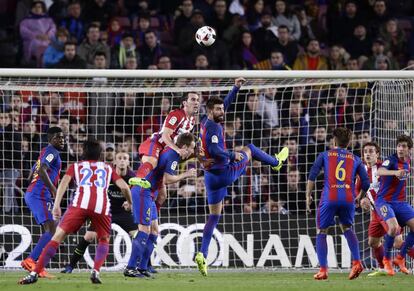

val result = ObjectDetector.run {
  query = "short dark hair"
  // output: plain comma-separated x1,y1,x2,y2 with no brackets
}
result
87,23,100,32
82,139,103,160
362,141,380,154
206,96,224,110
64,41,77,49
333,127,352,148
94,51,106,59
397,134,413,149
176,133,196,148
278,25,289,32
47,126,63,142
181,92,199,107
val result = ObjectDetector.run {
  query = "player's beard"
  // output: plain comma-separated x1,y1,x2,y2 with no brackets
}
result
213,115,224,123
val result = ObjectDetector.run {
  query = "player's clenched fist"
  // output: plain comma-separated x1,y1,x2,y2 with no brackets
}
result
185,168,197,178
52,206,61,220
234,152,244,161
234,77,246,88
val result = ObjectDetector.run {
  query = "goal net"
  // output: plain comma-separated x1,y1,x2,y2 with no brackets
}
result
0,70,413,271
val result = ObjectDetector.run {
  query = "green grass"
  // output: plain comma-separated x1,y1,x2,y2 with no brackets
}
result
1,271,413,291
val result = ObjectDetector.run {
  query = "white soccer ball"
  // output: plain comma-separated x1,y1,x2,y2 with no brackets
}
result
195,26,216,47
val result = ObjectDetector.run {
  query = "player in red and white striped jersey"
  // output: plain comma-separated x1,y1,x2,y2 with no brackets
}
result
134,92,200,189
357,142,410,277
19,140,132,285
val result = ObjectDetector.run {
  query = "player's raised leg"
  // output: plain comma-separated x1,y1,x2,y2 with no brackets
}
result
242,144,289,171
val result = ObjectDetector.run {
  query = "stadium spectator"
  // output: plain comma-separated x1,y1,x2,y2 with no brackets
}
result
83,0,114,29
362,38,399,70
269,25,299,67
280,168,305,213
282,137,302,172
329,0,363,44
194,54,209,69
295,6,318,48
358,131,372,147
208,0,231,38
19,1,56,67
406,59,414,70
54,41,87,69
43,28,69,68
78,24,111,68
333,85,349,126
305,126,328,172
60,1,85,44
346,58,360,70
293,39,328,70
269,51,290,70
157,55,172,70
379,18,407,66
284,100,309,145
0,109,21,214
174,0,194,42
136,97,171,141
232,31,260,70
111,92,143,137
92,51,107,69
257,87,279,129
240,94,263,146
344,24,372,59
124,56,138,69
106,18,124,48
252,11,277,60
245,0,264,31
23,120,41,155
368,0,390,37
133,13,151,48
272,0,301,41
111,32,140,69
224,115,243,150
105,142,115,163
374,54,392,70
327,45,349,70
178,9,205,55
139,30,167,69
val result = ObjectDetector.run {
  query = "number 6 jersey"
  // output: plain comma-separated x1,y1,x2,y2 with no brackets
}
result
65,161,121,215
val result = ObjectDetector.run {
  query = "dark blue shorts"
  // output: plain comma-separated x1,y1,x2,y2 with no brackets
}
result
205,152,249,205
132,186,157,226
24,191,53,225
317,201,355,229
375,200,414,226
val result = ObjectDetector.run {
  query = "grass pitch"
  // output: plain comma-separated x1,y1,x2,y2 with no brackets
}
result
1,271,413,291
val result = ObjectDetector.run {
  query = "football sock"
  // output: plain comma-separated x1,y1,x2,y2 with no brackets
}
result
136,162,154,179
400,231,414,257
316,233,328,269
201,214,221,258
69,238,91,268
343,229,360,261
247,144,279,167
139,234,157,270
93,239,109,272
373,245,384,268
29,231,52,261
127,231,149,269
34,240,59,273
383,234,395,260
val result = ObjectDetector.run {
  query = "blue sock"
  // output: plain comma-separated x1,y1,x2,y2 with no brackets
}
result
383,234,395,260
139,234,157,270
343,229,360,261
316,233,328,268
29,231,52,261
400,231,414,257
127,231,149,269
247,144,278,167
200,214,221,258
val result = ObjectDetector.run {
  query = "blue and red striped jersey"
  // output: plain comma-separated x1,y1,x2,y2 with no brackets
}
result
308,148,370,203
377,153,410,202
27,145,62,198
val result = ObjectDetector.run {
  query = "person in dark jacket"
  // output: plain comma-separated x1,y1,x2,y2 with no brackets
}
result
54,41,87,69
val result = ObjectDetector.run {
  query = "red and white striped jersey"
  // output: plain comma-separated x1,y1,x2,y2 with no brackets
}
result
151,108,195,147
356,161,382,205
66,161,121,215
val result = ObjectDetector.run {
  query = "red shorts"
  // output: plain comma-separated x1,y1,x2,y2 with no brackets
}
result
368,210,388,238
138,138,163,159
59,207,111,238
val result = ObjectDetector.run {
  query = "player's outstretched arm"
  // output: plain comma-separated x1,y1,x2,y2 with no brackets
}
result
39,163,57,197
115,178,132,204
223,77,245,111
377,167,407,178
163,168,197,185
53,174,71,220
162,127,187,158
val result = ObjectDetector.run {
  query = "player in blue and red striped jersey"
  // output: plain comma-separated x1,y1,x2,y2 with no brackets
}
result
306,127,370,280
21,127,65,278
194,78,289,276
375,134,413,276
125,133,197,278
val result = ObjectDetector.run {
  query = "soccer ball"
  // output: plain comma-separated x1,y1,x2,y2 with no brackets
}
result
195,26,216,47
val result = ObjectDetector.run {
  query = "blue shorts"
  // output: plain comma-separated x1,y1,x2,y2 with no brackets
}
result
375,200,414,226
132,186,157,226
24,191,53,225
317,201,355,229
205,152,249,205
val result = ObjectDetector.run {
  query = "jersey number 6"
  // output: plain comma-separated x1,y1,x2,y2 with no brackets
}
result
335,160,346,181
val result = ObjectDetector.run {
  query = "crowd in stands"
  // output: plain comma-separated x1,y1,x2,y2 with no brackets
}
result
0,0,413,69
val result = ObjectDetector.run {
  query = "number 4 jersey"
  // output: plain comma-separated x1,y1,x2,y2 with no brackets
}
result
309,148,370,203
65,161,121,215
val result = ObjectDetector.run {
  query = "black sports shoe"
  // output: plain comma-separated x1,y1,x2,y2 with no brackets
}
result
90,270,102,284
124,267,144,278
18,273,38,285
137,268,152,278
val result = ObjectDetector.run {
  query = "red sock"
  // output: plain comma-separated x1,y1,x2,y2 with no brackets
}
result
136,162,154,178
93,240,109,272
34,240,59,273
373,245,384,268
407,247,414,259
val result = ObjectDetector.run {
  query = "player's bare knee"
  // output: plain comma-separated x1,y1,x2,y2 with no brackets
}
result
52,227,67,243
84,231,96,242
151,221,159,235
368,237,381,248
394,236,404,249
142,156,158,169
388,224,399,237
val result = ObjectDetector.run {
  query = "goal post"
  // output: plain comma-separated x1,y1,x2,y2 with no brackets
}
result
0,69,413,271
